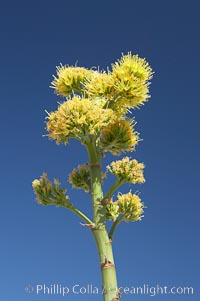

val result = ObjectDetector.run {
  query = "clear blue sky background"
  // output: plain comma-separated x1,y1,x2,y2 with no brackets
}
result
1,0,200,300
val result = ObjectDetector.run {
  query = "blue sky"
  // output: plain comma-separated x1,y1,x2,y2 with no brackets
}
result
1,0,200,300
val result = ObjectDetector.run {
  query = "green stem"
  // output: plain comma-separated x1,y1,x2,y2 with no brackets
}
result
109,215,125,241
92,229,119,301
103,179,122,201
86,139,119,301
67,203,93,225
86,140,105,226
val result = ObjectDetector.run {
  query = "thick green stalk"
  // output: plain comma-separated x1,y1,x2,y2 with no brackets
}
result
86,140,119,301
86,140,105,226
92,229,119,301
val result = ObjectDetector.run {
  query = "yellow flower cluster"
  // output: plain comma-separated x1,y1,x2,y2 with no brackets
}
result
51,65,93,97
112,52,152,81
117,192,144,221
100,120,138,155
46,95,116,144
32,173,70,208
107,157,145,184
111,53,153,111
85,52,153,113
106,192,144,222
50,52,153,116
46,52,152,153
85,71,115,99
106,201,120,221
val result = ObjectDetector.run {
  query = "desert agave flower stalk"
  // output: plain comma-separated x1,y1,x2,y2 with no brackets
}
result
32,52,153,301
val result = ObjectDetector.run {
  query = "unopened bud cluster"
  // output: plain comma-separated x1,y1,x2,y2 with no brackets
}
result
68,164,91,192
32,173,70,208
68,164,106,192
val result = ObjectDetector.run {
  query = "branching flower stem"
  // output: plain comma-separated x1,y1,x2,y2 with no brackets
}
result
66,202,93,225
109,215,125,241
103,179,122,201
86,139,119,301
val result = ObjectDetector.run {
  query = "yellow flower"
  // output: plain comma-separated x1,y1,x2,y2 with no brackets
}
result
110,52,153,112
100,119,138,155
107,157,145,184
51,65,93,97
117,192,144,221
32,179,40,189
85,71,115,99
112,52,153,81
105,192,144,222
46,95,117,144
82,52,153,115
